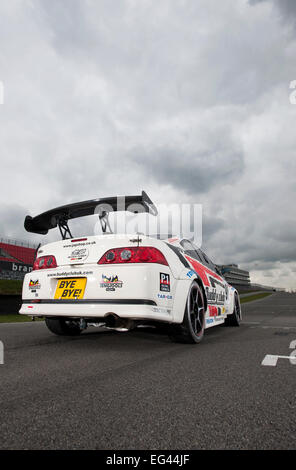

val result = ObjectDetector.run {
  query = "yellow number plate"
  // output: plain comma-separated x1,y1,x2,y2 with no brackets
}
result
54,278,87,300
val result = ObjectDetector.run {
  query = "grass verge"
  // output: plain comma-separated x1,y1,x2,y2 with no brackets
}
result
0,279,22,295
240,292,272,304
0,315,44,323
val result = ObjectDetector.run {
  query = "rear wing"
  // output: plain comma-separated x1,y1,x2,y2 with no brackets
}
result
24,191,157,239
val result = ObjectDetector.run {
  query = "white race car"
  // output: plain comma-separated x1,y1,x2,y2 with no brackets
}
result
20,191,241,343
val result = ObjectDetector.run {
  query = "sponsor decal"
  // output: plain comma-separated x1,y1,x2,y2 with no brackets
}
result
100,274,123,291
63,241,96,248
47,270,93,277
157,293,173,300
160,273,170,292
29,279,41,290
152,307,171,314
68,248,89,262
205,286,225,304
186,270,196,279
208,305,218,317
206,318,214,324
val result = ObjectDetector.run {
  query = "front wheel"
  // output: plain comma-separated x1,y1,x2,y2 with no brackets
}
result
169,282,206,344
45,318,82,336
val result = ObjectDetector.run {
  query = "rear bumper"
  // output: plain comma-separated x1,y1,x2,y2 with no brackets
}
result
19,299,172,323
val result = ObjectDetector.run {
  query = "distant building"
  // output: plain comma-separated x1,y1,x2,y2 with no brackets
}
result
216,263,251,290
0,238,38,280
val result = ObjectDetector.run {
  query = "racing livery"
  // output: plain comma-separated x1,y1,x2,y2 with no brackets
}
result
20,191,241,343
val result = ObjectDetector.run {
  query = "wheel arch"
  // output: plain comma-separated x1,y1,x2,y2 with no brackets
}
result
193,275,208,314
227,287,241,319
171,271,208,324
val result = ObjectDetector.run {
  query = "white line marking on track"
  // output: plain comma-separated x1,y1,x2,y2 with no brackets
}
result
262,354,296,366
262,337,296,366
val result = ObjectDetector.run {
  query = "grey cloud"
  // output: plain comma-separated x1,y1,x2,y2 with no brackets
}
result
276,0,296,17
249,0,296,14
131,147,243,195
249,0,296,25
36,0,293,111
0,204,36,243
128,129,244,195
202,216,225,240
37,0,92,52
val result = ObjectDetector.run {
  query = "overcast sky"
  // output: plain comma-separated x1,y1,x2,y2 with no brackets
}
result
0,0,296,289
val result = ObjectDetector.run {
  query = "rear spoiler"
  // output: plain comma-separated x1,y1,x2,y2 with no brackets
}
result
24,191,157,238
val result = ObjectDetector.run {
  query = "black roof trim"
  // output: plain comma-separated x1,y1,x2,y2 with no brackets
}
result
165,243,191,269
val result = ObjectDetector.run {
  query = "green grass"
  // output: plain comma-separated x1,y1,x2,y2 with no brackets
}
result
238,289,261,295
240,292,272,304
0,314,44,323
0,279,23,295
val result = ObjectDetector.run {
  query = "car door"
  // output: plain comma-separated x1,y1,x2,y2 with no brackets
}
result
180,240,227,320
197,249,228,318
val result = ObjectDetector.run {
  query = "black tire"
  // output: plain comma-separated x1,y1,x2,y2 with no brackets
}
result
45,318,82,336
224,294,241,326
169,281,206,344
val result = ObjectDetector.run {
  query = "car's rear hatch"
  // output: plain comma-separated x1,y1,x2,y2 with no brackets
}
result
38,234,159,267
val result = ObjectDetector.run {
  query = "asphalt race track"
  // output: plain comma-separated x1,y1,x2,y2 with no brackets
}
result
0,292,295,450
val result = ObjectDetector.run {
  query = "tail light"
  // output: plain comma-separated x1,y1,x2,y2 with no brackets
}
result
98,247,168,266
33,255,57,270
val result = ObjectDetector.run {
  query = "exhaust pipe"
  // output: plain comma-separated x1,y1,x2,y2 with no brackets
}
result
104,314,135,330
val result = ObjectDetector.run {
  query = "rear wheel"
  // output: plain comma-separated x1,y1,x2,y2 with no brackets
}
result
169,282,205,344
224,294,241,326
45,318,82,336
